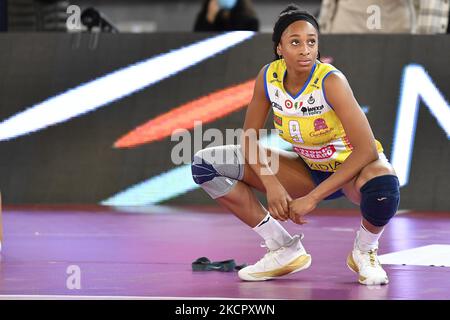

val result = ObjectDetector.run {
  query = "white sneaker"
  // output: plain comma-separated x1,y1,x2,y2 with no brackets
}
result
347,246,389,285
238,235,311,281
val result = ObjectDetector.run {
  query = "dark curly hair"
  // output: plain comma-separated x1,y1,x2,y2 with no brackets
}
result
272,4,320,61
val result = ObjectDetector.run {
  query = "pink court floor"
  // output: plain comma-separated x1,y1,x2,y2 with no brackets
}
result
0,205,449,300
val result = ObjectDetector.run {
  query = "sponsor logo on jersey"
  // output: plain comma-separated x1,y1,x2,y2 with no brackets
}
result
314,118,328,130
308,95,315,104
294,101,303,110
273,72,278,78
274,115,282,126
310,117,333,136
307,161,342,172
300,104,325,116
271,101,283,111
293,145,336,160
310,128,334,137
285,100,293,109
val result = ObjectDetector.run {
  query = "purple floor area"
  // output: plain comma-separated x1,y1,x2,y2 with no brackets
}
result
0,205,449,300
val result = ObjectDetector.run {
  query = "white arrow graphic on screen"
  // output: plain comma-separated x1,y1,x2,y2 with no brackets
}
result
0,31,255,142
391,64,450,187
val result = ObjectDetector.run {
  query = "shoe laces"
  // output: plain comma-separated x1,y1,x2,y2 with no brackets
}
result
359,248,379,268
368,249,379,267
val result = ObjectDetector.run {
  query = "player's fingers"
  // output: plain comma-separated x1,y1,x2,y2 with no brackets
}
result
269,206,281,220
281,198,289,217
288,204,296,220
275,203,287,221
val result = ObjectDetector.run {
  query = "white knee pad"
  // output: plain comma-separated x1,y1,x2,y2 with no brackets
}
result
191,145,245,199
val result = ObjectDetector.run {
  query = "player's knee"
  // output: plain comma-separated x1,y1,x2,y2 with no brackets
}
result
191,145,245,199
360,175,400,227
357,162,395,188
191,148,217,185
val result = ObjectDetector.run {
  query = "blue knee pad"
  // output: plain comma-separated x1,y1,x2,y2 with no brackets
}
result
191,157,219,185
360,175,400,227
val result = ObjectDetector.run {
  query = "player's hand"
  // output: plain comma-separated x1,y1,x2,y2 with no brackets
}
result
288,194,319,225
266,182,292,221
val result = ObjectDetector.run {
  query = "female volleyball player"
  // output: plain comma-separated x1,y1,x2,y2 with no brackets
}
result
191,4,400,285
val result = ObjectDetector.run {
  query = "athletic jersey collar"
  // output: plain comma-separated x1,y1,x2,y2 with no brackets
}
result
282,62,317,100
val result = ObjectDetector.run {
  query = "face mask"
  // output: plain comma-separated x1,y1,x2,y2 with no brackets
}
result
217,0,238,10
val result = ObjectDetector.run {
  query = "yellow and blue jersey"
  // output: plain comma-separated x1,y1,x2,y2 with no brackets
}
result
264,59,384,172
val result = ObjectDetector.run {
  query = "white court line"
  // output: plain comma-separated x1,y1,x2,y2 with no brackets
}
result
379,244,450,267
0,295,273,300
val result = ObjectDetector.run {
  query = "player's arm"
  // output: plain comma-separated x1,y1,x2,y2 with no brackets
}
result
242,66,273,185
289,71,379,224
309,72,379,201
241,66,292,220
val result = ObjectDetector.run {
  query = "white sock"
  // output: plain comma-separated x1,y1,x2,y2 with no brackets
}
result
356,223,383,251
253,212,293,251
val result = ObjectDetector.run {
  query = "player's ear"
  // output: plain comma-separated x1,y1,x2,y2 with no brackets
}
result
276,44,282,58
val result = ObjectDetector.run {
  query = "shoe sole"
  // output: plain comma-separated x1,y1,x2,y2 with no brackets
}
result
239,254,312,281
346,253,389,285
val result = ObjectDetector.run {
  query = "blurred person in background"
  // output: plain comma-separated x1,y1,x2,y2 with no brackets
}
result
318,0,449,34
413,0,449,34
318,0,413,33
194,0,259,32
7,0,70,31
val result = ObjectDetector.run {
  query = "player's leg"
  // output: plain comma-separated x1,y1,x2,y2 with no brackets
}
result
191,144,315,281
192,144,315,228
341,154,399,285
